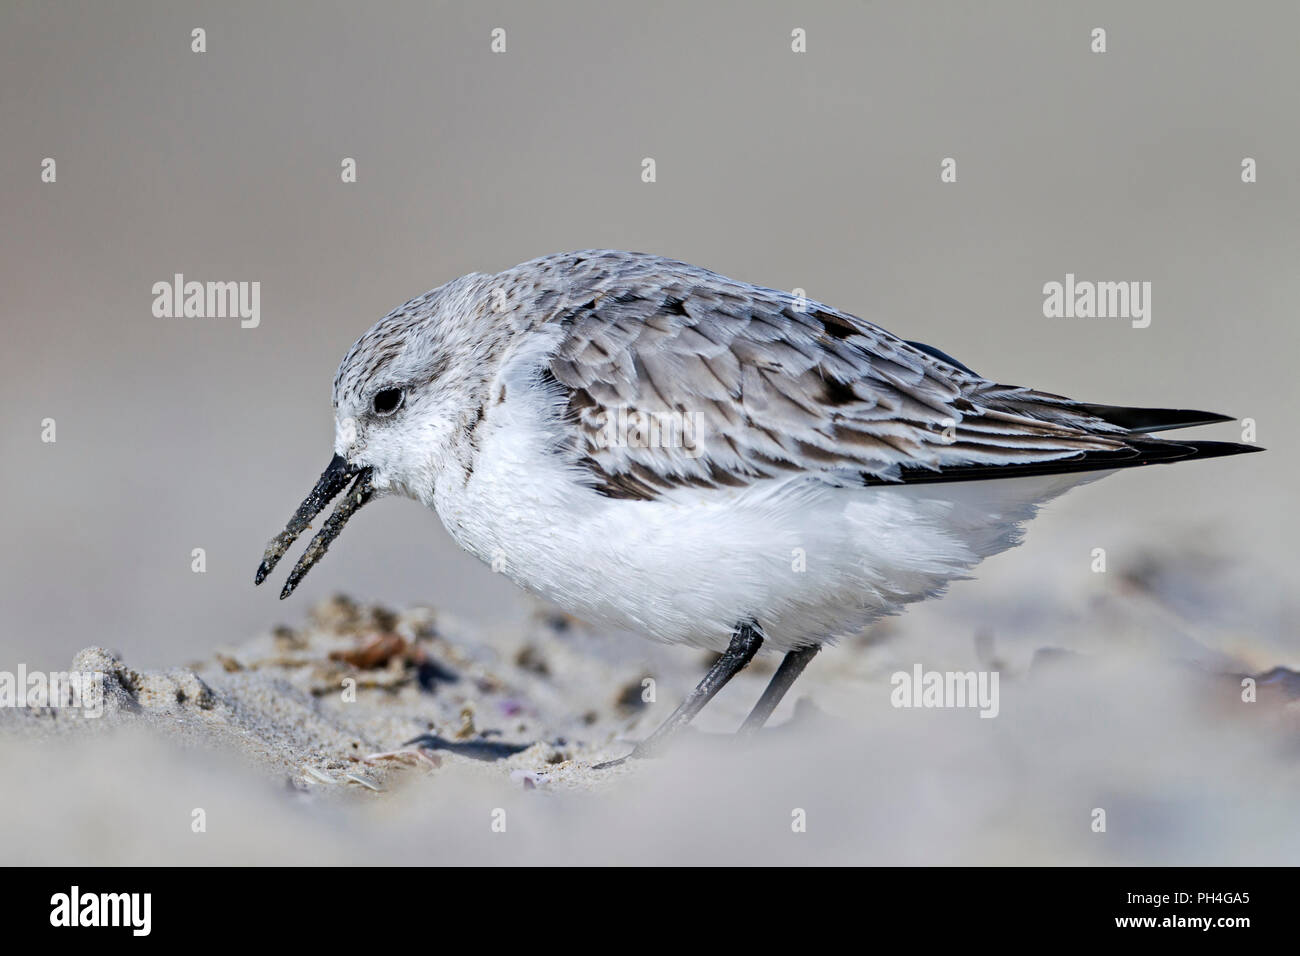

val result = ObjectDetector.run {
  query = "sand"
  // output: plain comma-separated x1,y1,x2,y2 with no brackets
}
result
2,543,1298,865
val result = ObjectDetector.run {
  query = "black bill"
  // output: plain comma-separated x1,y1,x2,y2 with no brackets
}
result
254,453,374,599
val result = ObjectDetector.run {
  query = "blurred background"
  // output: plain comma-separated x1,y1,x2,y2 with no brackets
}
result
1,0,1295,671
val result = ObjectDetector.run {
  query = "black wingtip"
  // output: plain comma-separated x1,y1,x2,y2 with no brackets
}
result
862,437,1263,486
1075,403,1238,434
1180,440,1265,459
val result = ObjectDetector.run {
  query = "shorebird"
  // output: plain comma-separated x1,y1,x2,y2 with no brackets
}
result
254,250,1260,765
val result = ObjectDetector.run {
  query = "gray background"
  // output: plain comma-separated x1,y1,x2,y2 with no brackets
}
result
1,0,1295,669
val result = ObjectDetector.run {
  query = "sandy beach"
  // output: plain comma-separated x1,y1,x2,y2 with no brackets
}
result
3,529,1297,866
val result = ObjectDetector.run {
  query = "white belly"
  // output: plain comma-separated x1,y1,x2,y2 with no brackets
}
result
430,398,1102,652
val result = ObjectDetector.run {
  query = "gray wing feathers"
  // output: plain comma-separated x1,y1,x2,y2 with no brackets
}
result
534,253,1135,499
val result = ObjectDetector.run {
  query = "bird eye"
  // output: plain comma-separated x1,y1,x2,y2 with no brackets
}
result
371,387,405,416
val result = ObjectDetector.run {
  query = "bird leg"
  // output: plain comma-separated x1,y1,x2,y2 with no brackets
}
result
595,621,763,768
737,644,820,734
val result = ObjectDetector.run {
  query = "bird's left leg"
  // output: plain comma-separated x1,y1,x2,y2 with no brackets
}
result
594,621,763,768
737,643,820,735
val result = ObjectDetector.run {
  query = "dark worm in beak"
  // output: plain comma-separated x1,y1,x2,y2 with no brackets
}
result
254,453,374,599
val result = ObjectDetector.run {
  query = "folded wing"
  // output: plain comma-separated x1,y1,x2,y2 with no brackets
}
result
536,253,1258,500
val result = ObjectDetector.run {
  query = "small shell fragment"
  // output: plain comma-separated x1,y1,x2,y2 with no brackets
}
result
343,772,383,792
364,747,443,770
510,770,548,790
301,765,336,785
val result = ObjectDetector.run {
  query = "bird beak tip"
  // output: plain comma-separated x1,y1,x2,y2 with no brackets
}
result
254,454,373,597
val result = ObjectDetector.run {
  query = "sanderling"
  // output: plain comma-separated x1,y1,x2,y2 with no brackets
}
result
255,250,1261,765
